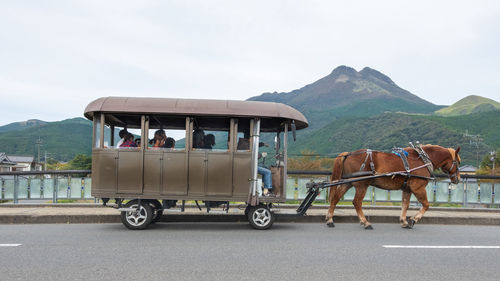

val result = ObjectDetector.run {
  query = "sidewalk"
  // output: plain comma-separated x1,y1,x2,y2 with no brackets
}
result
1,203,500,225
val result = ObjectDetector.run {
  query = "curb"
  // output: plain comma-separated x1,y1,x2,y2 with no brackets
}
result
2,213,500,226
2,203,499,213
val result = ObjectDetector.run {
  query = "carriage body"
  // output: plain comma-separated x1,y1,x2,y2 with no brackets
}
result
84,97,308,229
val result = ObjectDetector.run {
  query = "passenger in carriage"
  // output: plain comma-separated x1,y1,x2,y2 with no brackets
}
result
193,128,205,148
116,129,128,147
164,137,175,149
238,131,274,196
119,132,137,148
203,134,215,149
153,129,166,148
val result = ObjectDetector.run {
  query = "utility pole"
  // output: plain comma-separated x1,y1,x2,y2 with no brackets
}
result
491,151,497,176
35,137,42,166
463,130,483,168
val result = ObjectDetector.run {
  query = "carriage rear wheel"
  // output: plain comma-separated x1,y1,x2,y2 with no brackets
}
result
121,200,154,230
247,205,275,230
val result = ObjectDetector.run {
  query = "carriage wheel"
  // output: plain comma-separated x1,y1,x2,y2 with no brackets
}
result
120,200,154,230
148,200,163,224
247,205,275,230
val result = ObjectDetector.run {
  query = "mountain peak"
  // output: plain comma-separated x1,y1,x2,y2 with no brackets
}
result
329,65,358,77
435,94,500,116
360,67,395,85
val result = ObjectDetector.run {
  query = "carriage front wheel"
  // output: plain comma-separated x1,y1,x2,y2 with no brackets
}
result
121,200,154,230
247,205,275,230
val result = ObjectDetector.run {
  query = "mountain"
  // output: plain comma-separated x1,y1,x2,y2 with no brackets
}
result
0,118,92,161
287,110,500,166
435,95,500,116
249,66,444,129
0,119,47,133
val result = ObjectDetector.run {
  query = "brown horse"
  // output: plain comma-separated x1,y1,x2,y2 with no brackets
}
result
326,145,461,229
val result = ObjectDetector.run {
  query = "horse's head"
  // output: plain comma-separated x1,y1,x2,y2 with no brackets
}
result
442,146,461,184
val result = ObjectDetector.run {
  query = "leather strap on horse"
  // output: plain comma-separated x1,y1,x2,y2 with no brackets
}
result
393,148,412,192
359,149,375,172
414,144,434,175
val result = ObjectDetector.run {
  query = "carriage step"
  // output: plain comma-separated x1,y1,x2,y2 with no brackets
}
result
118,208,138,212
164,209,183,213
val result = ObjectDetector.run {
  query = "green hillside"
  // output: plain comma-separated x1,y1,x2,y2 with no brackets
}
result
288,110,500,166
435,95,500,116
0,119,47,133
0,118,92,161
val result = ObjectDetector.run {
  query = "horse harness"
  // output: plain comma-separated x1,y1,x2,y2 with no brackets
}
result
341,147,434,191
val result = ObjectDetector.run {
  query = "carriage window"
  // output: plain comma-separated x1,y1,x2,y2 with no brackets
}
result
191,117,230,151
100,114,142,149
260,130,284,166
236,118,251,151
147,116,186,150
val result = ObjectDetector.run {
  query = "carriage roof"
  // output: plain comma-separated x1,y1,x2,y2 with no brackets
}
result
84,97,308,130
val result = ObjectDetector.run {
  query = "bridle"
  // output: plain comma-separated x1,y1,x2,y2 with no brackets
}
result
414,145,460,183
443,149,460,183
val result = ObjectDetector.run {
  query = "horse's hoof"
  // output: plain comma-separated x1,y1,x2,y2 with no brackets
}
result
327,222,335,228
364,225,373,230
407,218,415,229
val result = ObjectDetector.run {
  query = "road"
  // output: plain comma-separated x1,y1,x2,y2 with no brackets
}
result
1,222,500,281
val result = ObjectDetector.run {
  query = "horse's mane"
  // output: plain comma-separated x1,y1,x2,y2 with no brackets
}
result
422,144,461,163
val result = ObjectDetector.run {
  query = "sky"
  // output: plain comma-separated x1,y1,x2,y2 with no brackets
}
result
1,0,499,126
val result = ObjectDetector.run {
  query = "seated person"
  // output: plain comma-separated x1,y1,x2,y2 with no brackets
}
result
203,134,215,149
153,129,166,148
237,130,274,196
119,132,137,148
193,129,205,149
116,129,128,147
258,152,274,197
164,137,176,149
135,138,141,147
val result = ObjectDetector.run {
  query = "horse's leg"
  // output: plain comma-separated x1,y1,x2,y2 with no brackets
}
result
326,185,337,223
409,185,430,225
326,185,350,227
399,191,411,228
352,184,372,229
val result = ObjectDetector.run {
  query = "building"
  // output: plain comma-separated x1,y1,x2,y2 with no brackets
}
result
0,153,16,172
459,165,476,175
0,154,42,172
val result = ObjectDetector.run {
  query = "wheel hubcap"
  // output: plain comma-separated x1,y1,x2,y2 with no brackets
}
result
125,204,148,226
252,208,271,227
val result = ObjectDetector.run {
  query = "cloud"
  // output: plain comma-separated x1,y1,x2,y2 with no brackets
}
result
0,0,499,125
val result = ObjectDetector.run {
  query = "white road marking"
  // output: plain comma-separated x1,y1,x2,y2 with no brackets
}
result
383,245,500,249
0,244,22,247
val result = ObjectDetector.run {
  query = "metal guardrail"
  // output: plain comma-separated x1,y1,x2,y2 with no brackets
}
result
0,170,93,204
0,170,498,207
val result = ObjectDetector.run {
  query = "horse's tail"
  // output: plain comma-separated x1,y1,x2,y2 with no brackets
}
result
331,152,349,182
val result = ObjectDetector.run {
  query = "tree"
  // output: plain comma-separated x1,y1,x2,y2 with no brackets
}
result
478,149,500,175
65,154,92,170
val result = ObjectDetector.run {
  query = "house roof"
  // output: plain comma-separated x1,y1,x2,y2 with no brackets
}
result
7,155,34,163
0,153,16,165
459,165,476,173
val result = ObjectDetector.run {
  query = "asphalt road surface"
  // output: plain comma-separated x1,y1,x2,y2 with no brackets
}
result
1,222,500,281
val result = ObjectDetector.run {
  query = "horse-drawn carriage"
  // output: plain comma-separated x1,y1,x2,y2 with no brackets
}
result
85,97,462,230
85,97,308,230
